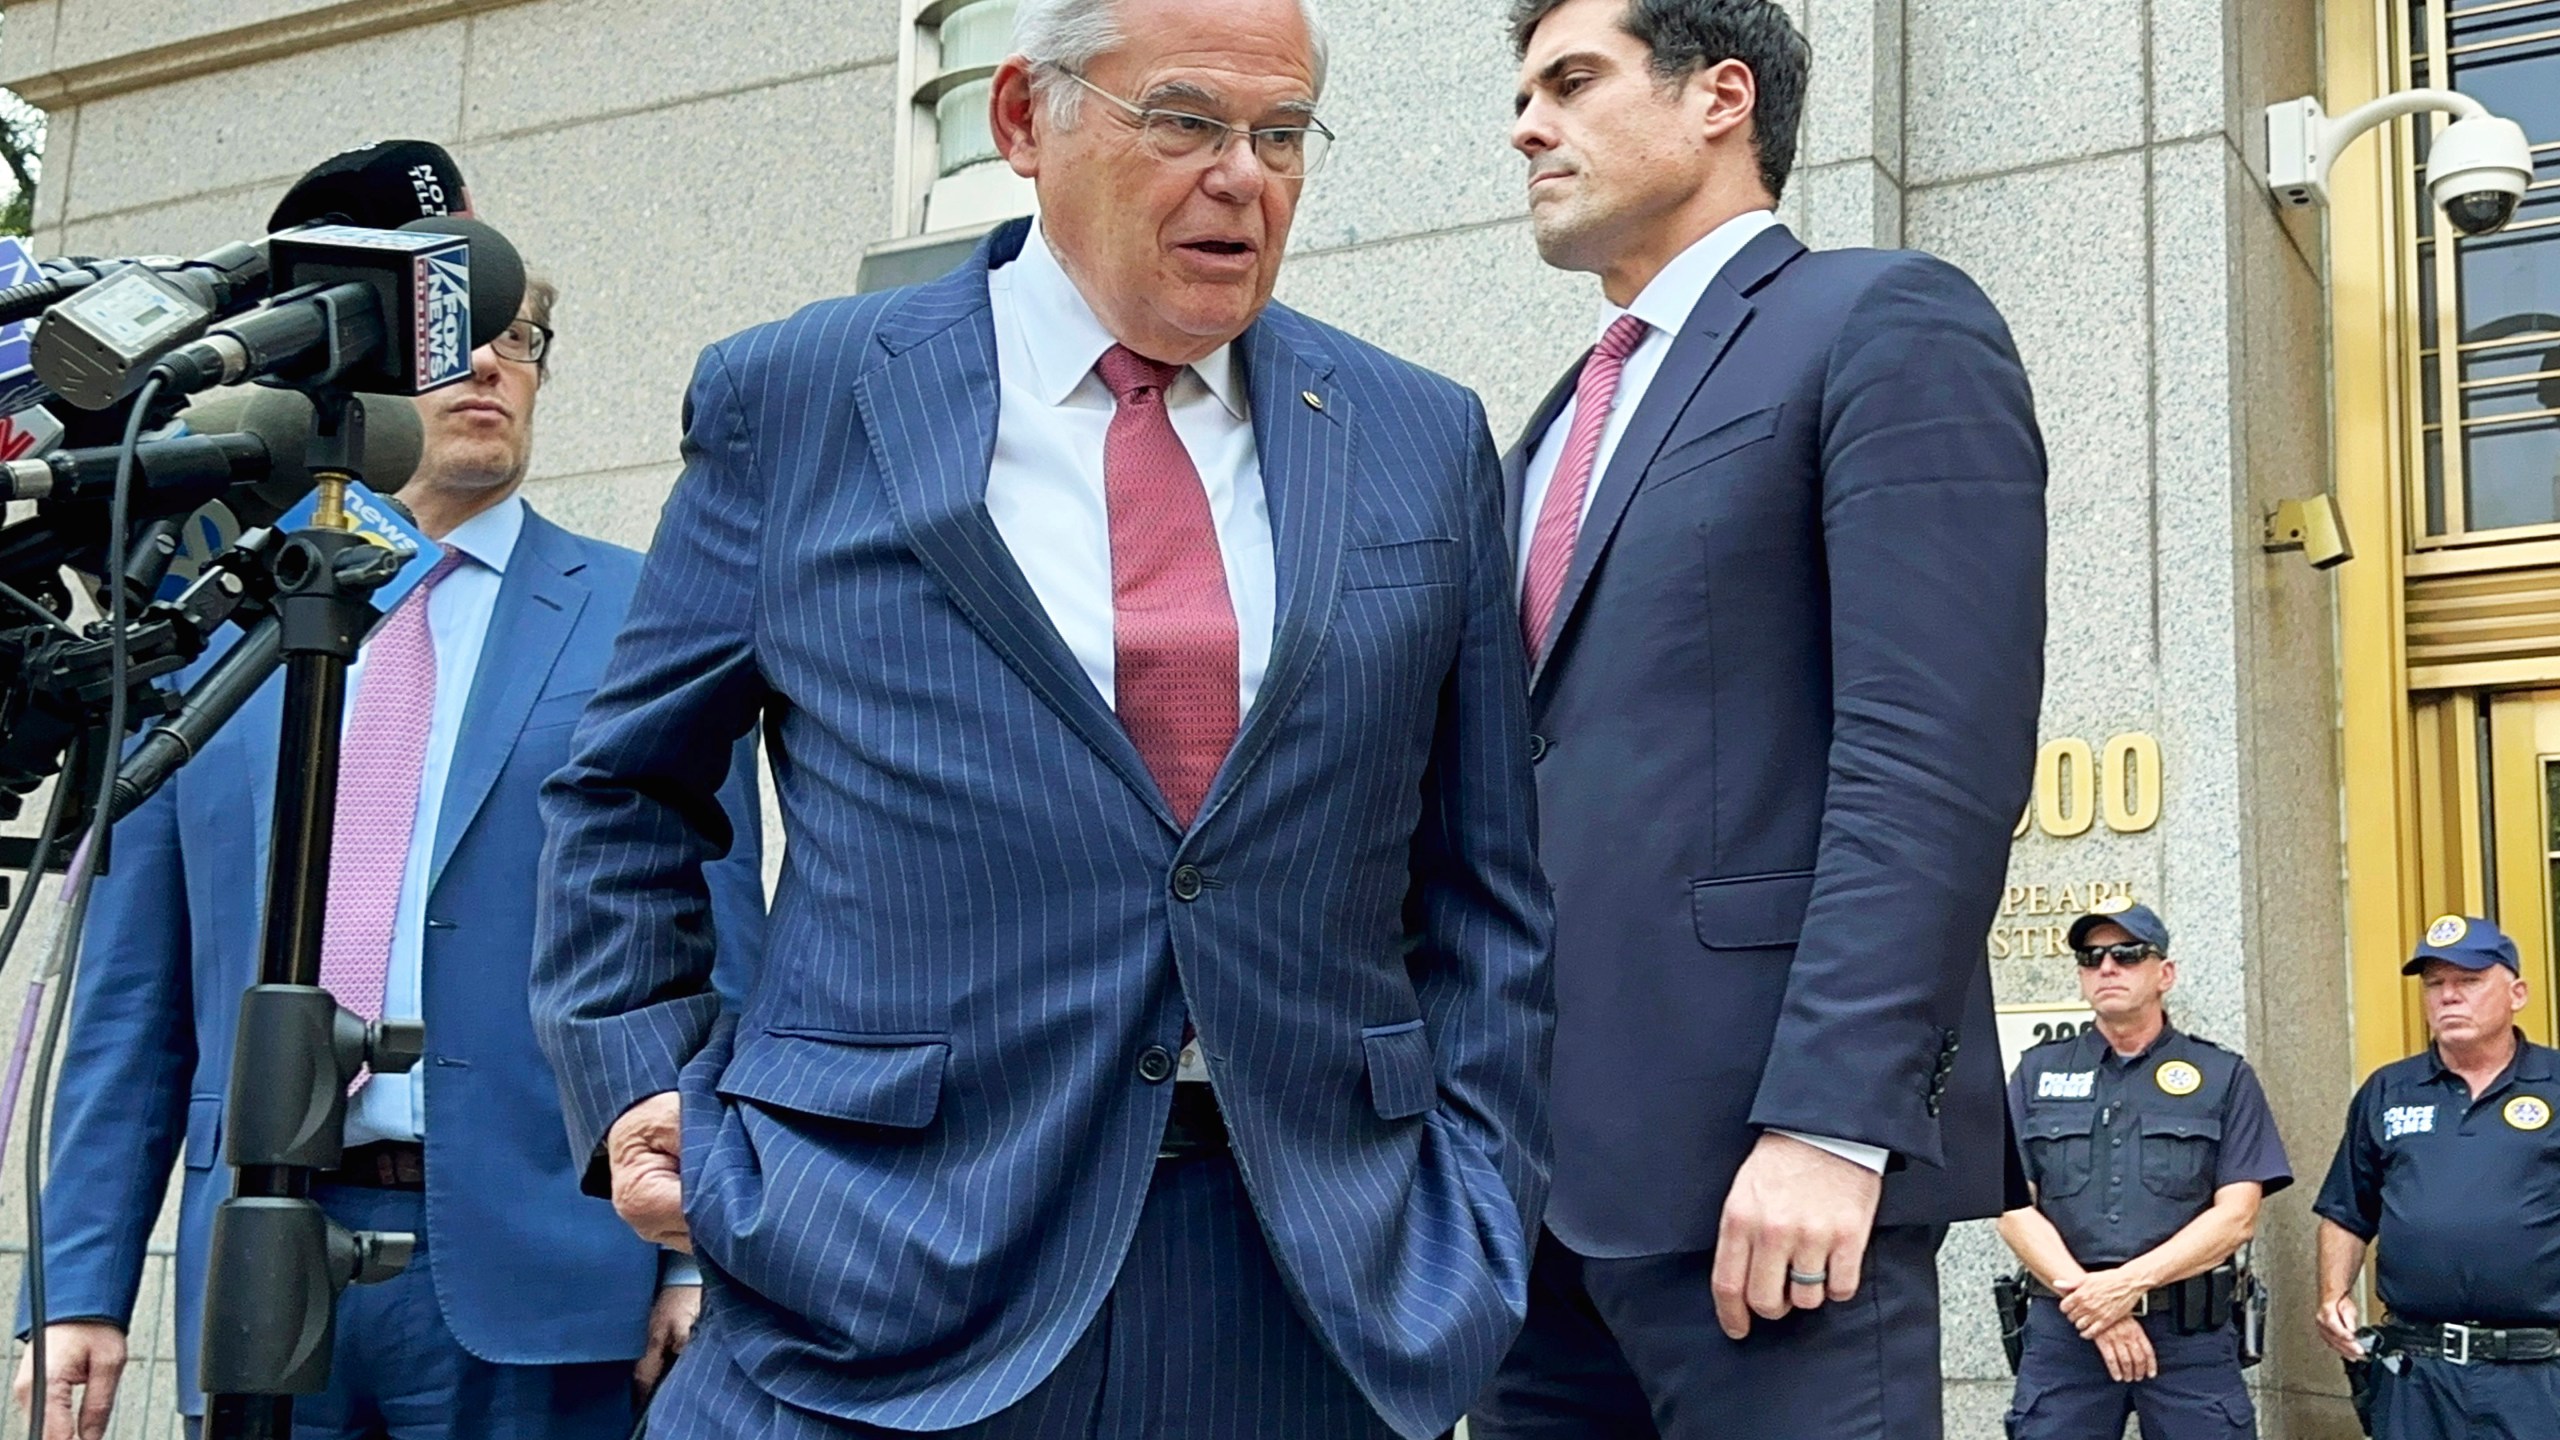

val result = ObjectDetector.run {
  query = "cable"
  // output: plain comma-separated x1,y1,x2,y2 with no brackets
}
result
16,372,158,1437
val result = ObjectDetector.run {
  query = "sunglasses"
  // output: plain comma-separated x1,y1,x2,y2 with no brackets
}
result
2074,942,2161,969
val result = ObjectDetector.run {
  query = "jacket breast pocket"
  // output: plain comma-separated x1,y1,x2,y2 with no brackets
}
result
1643,404,1784,490
1341,537,1458,591
519,687,598,735
2138,1113,2222,1200
1691,870,1815,951
2021,1108,2097,1199
715,1029,950,1131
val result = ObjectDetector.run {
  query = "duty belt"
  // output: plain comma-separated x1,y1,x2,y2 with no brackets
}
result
2374,1320,2560,1365
2025,1265,2239,1332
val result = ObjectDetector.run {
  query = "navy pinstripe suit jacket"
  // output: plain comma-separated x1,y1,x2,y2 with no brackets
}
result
532,219,1554,1439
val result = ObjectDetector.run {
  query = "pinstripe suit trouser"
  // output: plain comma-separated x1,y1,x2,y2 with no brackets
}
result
644,1154,1402,1438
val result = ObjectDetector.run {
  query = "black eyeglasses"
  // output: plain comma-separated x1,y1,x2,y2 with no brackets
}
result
490,318,552,366
2074,942,2161,970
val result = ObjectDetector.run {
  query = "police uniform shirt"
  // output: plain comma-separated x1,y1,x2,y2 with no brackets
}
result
2008,1024,2294,1267
2313,1033,2560,1326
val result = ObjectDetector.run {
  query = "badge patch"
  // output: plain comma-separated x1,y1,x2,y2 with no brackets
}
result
2155,1061,2203,1097
2037,1070,2096,1100
2385,1105,2436,1140
2506,1095,2552,1132
2094,895,2135,916
2426,914,2468,947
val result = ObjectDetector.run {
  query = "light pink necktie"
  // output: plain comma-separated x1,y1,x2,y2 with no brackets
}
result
1521,313,1651,665
1097,344,1241,829
319,551,464,1086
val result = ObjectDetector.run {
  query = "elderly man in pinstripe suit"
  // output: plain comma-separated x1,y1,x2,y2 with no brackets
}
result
529,0,1555,1435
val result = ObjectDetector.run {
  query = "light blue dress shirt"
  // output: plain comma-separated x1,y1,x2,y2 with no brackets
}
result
341,494,522,1148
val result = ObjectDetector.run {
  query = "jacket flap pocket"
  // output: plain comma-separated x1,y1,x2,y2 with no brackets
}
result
716,1031,950,1129
1647,403,1783,482
2139,1113,2222,1142
521,687,599,733
1690,870,1816,950
1361,1020,1436,1121
2021,1109,2095,1141
184,1094,225,1169
1342,537,1459,591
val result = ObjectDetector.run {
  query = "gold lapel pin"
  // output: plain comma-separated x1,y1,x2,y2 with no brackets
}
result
1301,390,1325,411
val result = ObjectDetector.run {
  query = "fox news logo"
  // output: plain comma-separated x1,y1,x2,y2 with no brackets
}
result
2384,1104,2436,1140
415,249,471,389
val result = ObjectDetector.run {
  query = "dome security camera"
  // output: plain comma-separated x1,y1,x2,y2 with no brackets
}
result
2426,113,2534,236
2266,90,2537,236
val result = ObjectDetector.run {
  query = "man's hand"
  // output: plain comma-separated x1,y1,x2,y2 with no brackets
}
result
634,1284,701,1400
1711,1131,1884,1340
2090,1316,2157,1383
11,1322,126,1440
608,1091,689,1251
2059,1265,2150,1338
2316,1292,2366,1361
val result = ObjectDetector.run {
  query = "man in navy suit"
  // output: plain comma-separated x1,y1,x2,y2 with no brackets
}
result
529,0,1554,1436
1469,2,2045,1437
17,281,766,1440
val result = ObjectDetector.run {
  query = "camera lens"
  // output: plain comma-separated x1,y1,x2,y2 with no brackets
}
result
2441,187,2522,237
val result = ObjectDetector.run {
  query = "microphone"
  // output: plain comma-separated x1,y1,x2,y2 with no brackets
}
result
139,218,523,404
0,386,423,515
0,141,473,330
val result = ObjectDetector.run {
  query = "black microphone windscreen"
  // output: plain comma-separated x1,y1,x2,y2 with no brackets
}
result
269,141,472,232
178,386,426,521
398,217,525,352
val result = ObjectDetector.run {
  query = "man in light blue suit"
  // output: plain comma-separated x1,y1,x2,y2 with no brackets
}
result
18,282,766,1440
529,0,1555,1436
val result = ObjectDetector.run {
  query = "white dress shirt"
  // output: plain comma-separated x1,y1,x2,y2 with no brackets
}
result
1517,214,1890,1177
984,221,1276,718
342,494,522,1148
1516,209,1780,589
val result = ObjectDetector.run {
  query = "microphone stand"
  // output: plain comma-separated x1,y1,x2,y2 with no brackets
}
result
197,387,421,1440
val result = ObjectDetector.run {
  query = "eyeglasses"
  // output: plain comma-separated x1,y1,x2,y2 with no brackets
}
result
2074,942,2162,970
1064,72,1336,179
489,319,552,366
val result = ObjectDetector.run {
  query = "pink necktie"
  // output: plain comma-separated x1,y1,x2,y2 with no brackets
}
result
320,551,464,1084
1098,344,1240,828
1521,313,1651,664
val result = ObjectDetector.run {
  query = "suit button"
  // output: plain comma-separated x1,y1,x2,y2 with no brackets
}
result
1527,733,1549,763
1171,865,1205,902
1137,1046,1175,1084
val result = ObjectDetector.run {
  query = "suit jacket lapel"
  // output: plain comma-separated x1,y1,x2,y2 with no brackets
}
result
1190,311,1347,834
1530,225,1807,694
1503,360,1584,559
854,228,1181,833
430,509,587,888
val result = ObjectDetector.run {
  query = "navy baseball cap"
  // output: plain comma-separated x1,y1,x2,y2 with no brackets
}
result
2067,898,2170,953
2402,914,2521,975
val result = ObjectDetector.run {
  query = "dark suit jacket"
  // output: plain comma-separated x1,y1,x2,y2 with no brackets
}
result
531,219,1554,1440
1513,224,2044,1255
30,508,766,1414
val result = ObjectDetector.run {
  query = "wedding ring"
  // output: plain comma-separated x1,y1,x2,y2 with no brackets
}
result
1787,1267,1829,1288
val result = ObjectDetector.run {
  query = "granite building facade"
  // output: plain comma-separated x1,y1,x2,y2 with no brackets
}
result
6,0,2545,1436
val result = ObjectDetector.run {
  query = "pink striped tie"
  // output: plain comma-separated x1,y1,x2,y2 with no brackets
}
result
1521,313,1651,664
319,551,463,1087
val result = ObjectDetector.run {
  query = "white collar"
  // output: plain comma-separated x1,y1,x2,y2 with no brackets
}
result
1601,209,1781,343
998,221,1248,419
437,492,525,573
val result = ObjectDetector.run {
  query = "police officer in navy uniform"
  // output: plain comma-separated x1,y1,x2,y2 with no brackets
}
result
1999,900,2294,1438
2313,914,2560,1439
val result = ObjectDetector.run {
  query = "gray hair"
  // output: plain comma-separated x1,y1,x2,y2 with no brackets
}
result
1011,0,1330,128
